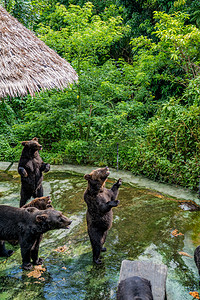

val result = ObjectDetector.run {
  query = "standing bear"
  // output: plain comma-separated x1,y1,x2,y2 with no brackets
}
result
84,166,122,264
18,137,50,207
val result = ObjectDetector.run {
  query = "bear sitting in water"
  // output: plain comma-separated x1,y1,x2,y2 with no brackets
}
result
117,276,153,300
0,205,71,270
18,137,50,207
84,167,121,264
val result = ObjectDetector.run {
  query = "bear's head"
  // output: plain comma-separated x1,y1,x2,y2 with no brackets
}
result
117,276,153,300
35,209,72,231
21,137,42,154
23,196,53,210
84,167,110,189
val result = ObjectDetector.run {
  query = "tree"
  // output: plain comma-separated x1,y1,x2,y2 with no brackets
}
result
37,2,130,64
129,11,200,104
36,2,130,139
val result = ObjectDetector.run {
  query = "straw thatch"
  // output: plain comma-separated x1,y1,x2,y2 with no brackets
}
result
0,5,78,99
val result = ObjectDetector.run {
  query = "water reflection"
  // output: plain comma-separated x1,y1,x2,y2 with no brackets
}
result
0,164,199,299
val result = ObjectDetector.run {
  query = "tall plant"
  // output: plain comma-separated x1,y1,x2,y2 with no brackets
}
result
37,2,130,139
130,11,200,104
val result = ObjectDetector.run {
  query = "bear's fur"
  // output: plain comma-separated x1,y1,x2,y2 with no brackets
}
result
18,137,50,207
0,240,14,257
84,167,121,264
194,245,200,275
2,196,53,249
23,196,53,210
0,205,71,270
116,276,153,300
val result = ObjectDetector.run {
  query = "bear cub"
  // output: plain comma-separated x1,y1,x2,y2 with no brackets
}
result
84,166,121,264
0,205,71,270
23,196,53,210
18,137,50,207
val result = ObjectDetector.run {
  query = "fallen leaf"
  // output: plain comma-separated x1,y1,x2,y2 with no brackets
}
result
178,251,193,258
54,245,67,253
27,269,42,278
171,229,184,237
27,265,46,278
189,291,200,299
34,265,46,272
39,277,45,281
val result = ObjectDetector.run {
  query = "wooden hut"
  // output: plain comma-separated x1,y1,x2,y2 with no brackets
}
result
0,5,78,99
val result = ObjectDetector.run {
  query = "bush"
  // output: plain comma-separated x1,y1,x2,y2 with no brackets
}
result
127,100,200,190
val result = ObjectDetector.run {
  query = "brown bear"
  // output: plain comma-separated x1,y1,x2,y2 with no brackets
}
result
0,205,71,270
84,166,121,264
116,276,153,300
23,196,53,210
18,137,50,207
0,196,53,254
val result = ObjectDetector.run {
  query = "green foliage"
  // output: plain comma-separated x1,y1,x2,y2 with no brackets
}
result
182,76,200,105
37,2,130,64
13,89,79,147
129,100,200,189
0,135,22,161
129,11,200,104
0,0,49,28
0,99,16,136
153,11,200,78
2,1,200,191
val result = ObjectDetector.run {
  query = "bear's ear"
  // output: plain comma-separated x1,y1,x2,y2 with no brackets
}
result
25,207,37,213
21,141,28,146
84,174,91,181
36,214,48,222
32,137,38,142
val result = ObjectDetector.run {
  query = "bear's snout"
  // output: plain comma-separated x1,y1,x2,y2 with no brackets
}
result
58,215,72,229
61,218,72,229
66,220,72,229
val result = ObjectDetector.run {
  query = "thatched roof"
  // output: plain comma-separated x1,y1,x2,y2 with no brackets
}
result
0,6,78,99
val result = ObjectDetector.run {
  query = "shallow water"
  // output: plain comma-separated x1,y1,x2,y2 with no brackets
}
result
0,163,200,299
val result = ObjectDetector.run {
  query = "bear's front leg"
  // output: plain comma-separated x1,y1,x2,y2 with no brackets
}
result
20,239,34,270
109,200,120,208
41,163,50,173
18,167,28,177
111,178,122,199
33,257,44,265
31,234,43,265
100,200,120,213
